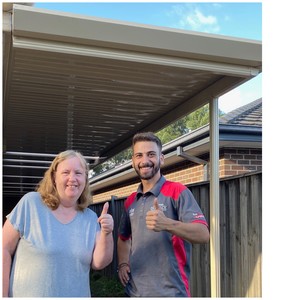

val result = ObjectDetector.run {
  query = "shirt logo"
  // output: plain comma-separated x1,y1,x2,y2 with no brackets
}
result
151,204,167,211
193,213,204,219
129,208,135,217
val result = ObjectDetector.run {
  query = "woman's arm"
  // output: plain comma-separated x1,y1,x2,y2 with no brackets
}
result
2,219,20,297
91,203,114,270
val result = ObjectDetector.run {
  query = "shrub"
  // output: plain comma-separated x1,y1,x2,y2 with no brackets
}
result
90,271,125,297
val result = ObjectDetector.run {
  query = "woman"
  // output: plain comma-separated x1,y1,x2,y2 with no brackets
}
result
2,150,114,297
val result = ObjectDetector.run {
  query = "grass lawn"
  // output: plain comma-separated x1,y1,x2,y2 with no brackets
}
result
90,271,125,297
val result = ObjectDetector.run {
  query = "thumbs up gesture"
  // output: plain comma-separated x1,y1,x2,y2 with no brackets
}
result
98,202,114,235
146,198,168,232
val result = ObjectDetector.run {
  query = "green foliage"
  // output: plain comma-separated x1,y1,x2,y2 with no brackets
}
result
92,148,132,174
90,272,125,297
186,104,210,130
156,104,212,144
156,117,189,144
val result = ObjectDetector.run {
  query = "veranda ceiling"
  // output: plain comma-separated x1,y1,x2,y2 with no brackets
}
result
2,4,262,199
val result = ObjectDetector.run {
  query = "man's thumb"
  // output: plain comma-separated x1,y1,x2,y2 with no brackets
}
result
153,198,160,210
101,202,109,215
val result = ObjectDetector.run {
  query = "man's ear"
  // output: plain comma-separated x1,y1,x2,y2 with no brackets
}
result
160,153,165,166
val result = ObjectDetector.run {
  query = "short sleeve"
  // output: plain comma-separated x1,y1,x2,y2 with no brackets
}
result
7,192,37,237
118,210,131,240
177,188,208,226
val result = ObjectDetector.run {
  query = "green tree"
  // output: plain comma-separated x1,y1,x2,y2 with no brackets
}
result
186,104,210,130
156,105,214,144
92,148,132,174
156,118,189,144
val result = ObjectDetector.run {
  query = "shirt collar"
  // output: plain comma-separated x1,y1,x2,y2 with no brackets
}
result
136,175,166,200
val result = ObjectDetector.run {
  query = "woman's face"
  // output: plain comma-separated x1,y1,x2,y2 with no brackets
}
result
54,156,86,206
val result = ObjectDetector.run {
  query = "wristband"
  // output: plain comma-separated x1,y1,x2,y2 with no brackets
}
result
117,262,129,272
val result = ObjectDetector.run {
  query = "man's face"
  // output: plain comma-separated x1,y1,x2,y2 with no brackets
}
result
132,141,164,180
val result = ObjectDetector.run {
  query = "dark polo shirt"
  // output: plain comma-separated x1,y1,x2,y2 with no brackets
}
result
118,176,208,297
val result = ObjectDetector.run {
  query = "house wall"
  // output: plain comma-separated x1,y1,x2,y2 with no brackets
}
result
92,147,262,203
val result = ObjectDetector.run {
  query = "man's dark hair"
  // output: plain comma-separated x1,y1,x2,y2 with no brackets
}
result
132,132,162,152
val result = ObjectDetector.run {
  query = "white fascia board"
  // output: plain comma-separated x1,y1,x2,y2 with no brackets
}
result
12,4,262,69
12,36,260,78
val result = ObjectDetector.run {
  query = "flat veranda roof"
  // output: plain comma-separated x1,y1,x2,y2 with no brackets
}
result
3,3,262,199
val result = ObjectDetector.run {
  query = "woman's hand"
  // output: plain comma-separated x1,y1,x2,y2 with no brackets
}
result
98,202,114,234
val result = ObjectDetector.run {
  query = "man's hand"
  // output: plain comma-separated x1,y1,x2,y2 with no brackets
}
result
98,202,114,234
118,262,131,287
146,198,170,232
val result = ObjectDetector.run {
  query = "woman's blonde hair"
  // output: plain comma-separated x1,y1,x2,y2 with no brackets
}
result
36,150,92,211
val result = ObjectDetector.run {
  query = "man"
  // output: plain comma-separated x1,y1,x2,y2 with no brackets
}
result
117,132,209,297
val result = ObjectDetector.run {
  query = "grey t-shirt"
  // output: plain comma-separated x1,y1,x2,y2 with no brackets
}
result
118,176,208,297
7,191,100,297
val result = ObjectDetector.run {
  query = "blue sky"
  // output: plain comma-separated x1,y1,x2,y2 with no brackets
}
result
33,2,262,113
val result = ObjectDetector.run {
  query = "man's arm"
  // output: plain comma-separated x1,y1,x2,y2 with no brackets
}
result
146,198,209,244
117,237,131,287
161,219,209,244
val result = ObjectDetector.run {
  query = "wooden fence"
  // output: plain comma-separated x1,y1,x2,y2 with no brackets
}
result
89,171,262,297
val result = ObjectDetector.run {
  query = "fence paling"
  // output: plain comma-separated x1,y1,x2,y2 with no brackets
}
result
90,171,262,297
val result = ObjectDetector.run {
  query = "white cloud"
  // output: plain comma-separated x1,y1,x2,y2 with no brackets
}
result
170,4,220,33
194,10,216,25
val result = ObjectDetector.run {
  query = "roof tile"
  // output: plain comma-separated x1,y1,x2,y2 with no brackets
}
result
220,98,262,127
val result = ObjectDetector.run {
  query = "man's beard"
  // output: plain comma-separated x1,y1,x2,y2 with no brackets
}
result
134,162,160,180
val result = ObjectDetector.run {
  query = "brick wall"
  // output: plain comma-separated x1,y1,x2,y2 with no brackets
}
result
219,148,262,177
92,147,262,203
